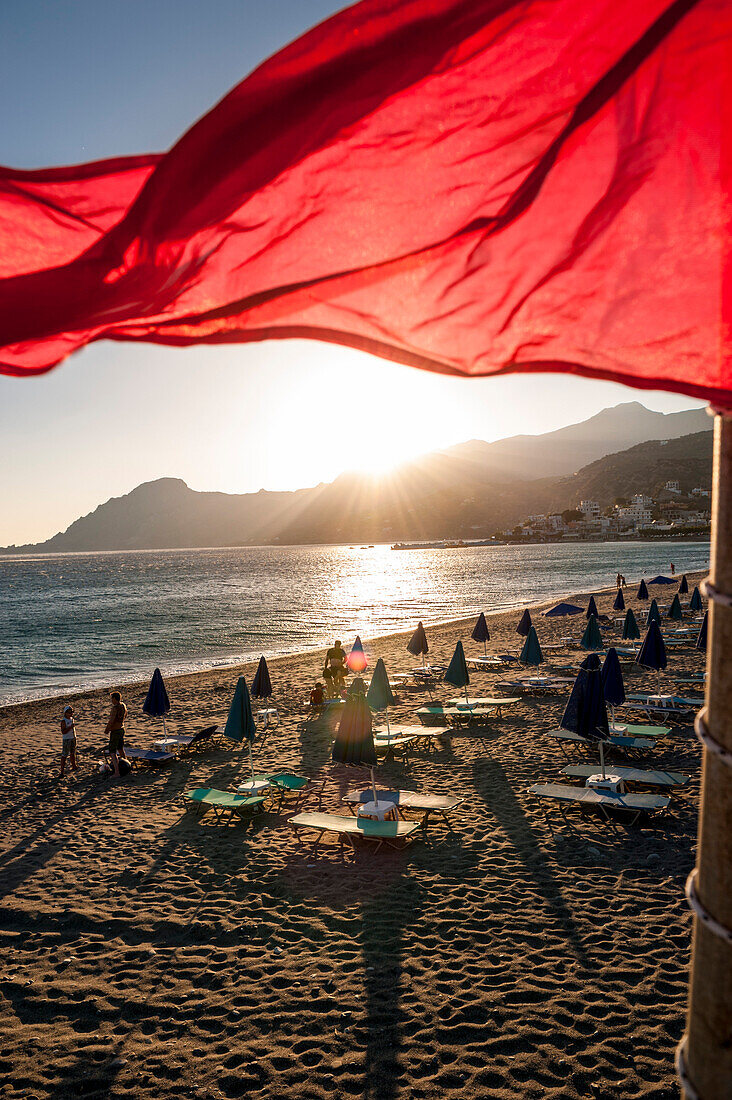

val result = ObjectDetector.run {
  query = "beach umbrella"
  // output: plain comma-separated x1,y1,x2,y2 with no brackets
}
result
223,676,257,781
143,667,170,737
516,609,532,637
332,689,378,805
636,620,667,693
637,578,649,601
407,621,429,666
580,614,603,651
622,608,641,642
519,626,543,667
366,658,396,739
471,612,490,654
348,676,367,695
646,598,661,626
586,595,599,619
696,611,708,654
444,640,470,704
347,635,368,673
668,593,683,622
251,655,272,700
690,585,704,613
560,653,610,778
601,647,625,728
649,575,676,585
544,602,583,617
613,588,625,612
679,574,689,595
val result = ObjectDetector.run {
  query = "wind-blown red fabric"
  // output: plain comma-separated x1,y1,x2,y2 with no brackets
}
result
1,0,730,403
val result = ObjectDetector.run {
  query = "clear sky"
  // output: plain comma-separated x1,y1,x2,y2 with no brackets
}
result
0,1,705,546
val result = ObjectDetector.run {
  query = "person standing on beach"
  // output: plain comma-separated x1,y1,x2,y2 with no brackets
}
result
616,573,621,588
104,691,128,777
670,562,675,575
59,705,78,777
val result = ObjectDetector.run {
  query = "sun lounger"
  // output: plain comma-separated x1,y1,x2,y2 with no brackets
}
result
609,722,670,739
125,747,175,768
262,772,315,812
184,787,266,823
620,695,698,720
528,782,670,825
497,676,573,694
374,725,441,755
546,729,656,757
154,724,220,753
416,698,519,725
289,811,420,853
343,788,464,830
560,765,690,789
445,696,520,711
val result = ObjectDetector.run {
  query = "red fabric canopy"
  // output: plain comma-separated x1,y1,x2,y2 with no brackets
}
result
1,0,730,405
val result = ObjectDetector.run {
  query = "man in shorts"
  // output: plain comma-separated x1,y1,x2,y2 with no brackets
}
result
104,691,128,778
60,705,78,777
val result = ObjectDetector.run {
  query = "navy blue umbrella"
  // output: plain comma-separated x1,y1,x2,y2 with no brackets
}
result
601,647,625,728
636,620,667,692
332,691,378,804
613,588,625,612
696,610,708,653
516,609,532,637
544,602,583,617
251,655,272,700
471,612,490,654
678,574,689,595
143,668,170,736
649,575,676,585
637,578,649,601
690,586,703,613
407,621,429,665
560,654,610,777
646,598,661,626
586,595,599,619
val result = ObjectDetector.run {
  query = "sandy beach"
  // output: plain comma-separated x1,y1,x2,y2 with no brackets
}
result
0,575,706,1099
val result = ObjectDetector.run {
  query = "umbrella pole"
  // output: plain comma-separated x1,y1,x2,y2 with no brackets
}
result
386,710,391,745
370,766,378,806
464,684,470,706
249,742,254,782
681,411,732,1100
162,715,167,739
599,739,606,781
484,640,487,656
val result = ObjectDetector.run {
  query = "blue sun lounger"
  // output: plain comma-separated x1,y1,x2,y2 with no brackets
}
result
528,782,670,826
560,764,689,789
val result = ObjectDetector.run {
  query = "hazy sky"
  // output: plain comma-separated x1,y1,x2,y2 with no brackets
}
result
1,1,705,546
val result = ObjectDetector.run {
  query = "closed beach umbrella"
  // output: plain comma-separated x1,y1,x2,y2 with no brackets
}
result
637,578,649,601
636,620,667,693
516,609,532,637
444,640,470,704
646,598,661,626
668,593,683,622
560,654,610,777
613,588,625,612
332,690,378,805
519,626,543,667
407,621,429,666
544,602,583,617
696,611,708,654
601,647,626,728
347,635,368,673
690,585,703,613
580,615,603,651
679,574,689,595
471,612,490,654
251,655,272,700
224,676,257,781
367,658,396,739
586,595,599,619
622,608,641,643
143,667,170,736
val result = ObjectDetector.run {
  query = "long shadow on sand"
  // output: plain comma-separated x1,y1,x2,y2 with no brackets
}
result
471,757,591,967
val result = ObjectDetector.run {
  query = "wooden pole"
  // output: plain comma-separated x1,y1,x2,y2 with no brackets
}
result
680,412,732,1099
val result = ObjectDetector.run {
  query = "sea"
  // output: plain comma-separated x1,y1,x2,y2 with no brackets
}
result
0,540,709,706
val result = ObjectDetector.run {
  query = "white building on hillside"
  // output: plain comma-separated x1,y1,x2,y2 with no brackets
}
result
665,480,681,494
579,500,600,518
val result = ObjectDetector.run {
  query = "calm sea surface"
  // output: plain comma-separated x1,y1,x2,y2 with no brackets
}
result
0,540,709,705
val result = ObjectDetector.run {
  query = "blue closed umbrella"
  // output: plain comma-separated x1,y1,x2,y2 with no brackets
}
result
668,593,683,622
143,667,170,737
622,608,641,642
471,612,490,654
444,640,470,704
601,647,625,727
516,609,532,637
586,595,599,619
407,622,429,666
637,578,649,601
519,626,543,667
561,654,610,777
613,588,625,612
690,586,703,613
646,598,661,626
224,676,257,781
636,620,667,692
678,574,689,595
332,690,378,804
696,610,708,653
580,615,603,651
251,655,272,700
544,602,583,617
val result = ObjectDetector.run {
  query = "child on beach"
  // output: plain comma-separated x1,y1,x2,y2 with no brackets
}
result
310,682,325,708
59,706,78,777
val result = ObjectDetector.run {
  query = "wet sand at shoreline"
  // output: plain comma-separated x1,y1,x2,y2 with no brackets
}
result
0,574,706,1098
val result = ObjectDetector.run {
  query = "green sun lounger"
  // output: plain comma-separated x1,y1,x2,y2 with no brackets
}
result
528,782,670,825
184,787,266,822
290,811,420,853
416,699,519,725
560,765,690,789
609,722,670,739
343,788,465,829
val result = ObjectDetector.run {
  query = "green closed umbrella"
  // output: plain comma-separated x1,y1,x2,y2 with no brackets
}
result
366,658,396,740
580,614,603,651
332,690,378,805
444,640,470,704
668,593,683,622
622,607,640,641
223,676,257,782
519,626,543,667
